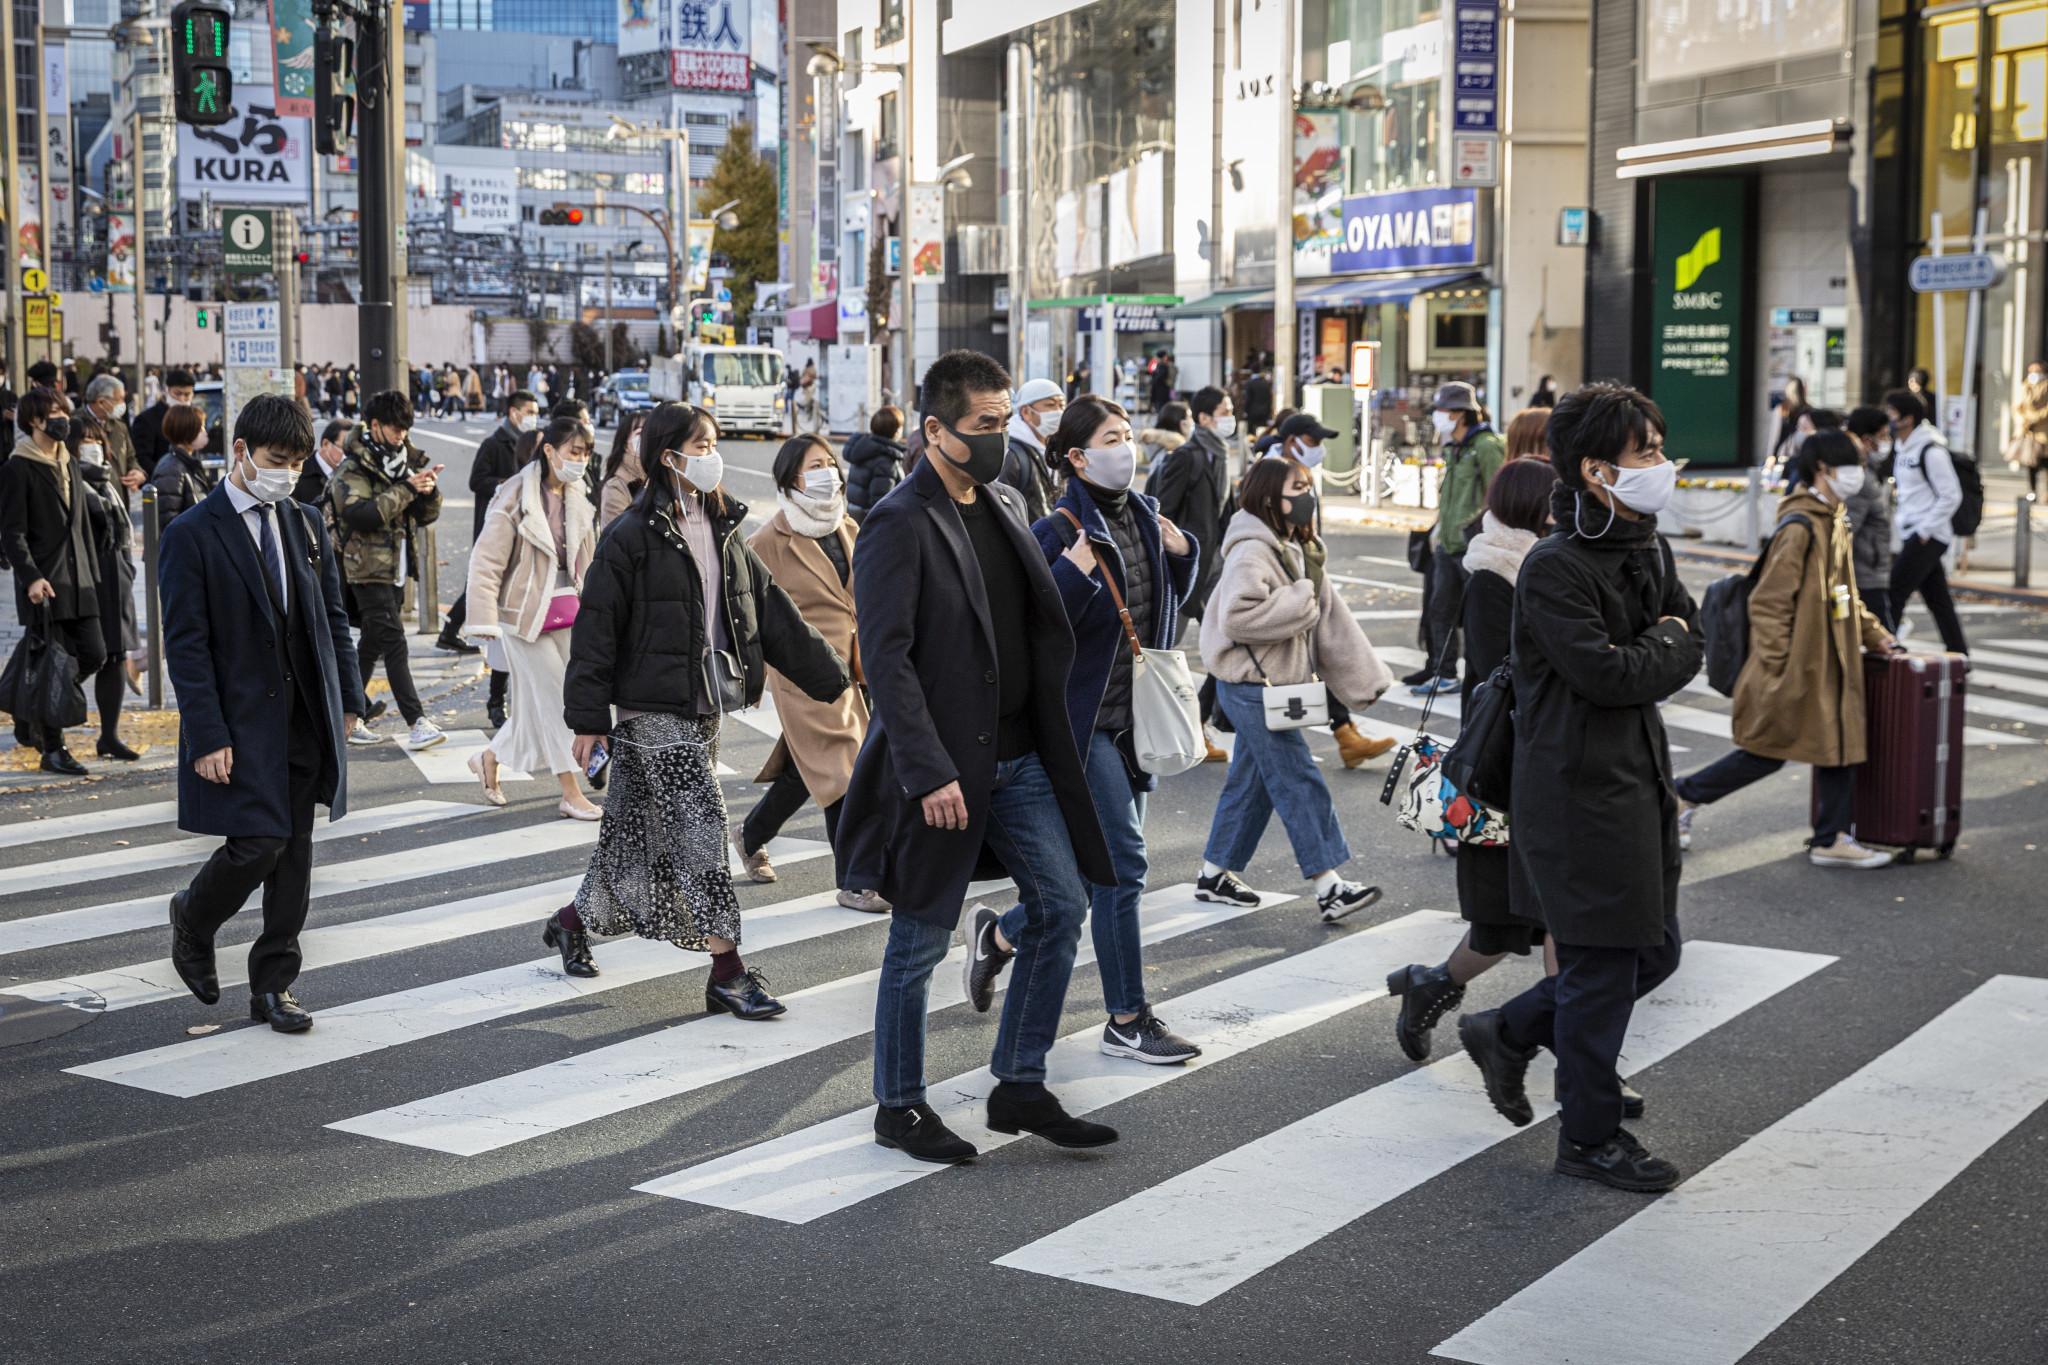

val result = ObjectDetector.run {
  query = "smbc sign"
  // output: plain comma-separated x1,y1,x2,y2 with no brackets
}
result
1649,177,1752,468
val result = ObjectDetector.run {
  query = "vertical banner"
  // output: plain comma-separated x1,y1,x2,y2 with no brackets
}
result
16,163,42,270
1649,175,1752,468
270,0,317,119
908,183,945,282
1292,110,1343,278
43,44,71,252
106,213,136,292
686,219,716,292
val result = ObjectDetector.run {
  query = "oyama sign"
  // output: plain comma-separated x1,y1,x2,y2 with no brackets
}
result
177,105,312,206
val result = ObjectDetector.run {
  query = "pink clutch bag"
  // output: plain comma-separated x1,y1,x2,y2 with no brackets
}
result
540,591,580,633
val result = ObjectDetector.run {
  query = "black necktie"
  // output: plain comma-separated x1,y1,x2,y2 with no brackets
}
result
257,504,286,612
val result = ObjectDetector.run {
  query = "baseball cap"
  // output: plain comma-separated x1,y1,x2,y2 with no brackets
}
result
1278,412,1340,442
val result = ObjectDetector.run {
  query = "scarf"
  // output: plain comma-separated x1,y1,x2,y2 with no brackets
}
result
10,437,70,507
777,488,847,538
1460,512,1538,585
365,433,411,482
1006,409,1046,453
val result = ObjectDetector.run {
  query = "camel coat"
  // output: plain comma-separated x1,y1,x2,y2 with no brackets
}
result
747,509,869,806
1732,489,1892,768
464,460,598,643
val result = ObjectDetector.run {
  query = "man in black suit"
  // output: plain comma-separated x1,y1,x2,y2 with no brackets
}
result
290,418,353,507
841,349,1115,1165
160,395,366,1033
130,368,196,471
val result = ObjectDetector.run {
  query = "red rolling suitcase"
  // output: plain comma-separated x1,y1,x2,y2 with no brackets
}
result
1842,652,1966,862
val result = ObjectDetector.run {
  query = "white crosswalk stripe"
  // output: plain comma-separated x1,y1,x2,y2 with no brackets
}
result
0,799,180,850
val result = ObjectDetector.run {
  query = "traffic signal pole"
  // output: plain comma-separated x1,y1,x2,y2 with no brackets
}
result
0,0,24,392
354,0,404,398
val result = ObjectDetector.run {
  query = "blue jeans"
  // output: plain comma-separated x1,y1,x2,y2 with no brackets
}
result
871,752,1092,1108
1000,728,1148,1019
1203,680,1351,879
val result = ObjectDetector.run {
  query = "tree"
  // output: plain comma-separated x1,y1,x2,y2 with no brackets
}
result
700,122,777,331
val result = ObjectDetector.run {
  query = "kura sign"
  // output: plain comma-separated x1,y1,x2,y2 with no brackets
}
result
178,104,312,207
1331,187,1480,274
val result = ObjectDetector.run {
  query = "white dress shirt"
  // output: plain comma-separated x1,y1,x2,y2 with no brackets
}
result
223,476,288,613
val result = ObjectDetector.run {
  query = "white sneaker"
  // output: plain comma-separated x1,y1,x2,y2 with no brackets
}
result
1809,836,1894,870
1895,616,1916,643
346,718,382,746
406,717,447,750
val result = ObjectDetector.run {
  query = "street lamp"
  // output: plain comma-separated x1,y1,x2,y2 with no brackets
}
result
604,115,693,346
707,199,741,232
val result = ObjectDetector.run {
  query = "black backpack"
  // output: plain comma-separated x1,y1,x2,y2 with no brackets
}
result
1950,449,1985,537
1699,512,1807,697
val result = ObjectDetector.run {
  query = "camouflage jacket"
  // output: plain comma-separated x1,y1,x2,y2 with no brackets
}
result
327,427,442,586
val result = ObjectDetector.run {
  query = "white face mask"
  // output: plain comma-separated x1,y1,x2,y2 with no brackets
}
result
555,457,589,485
680,450,724,493
237,448,297,505
1082,440,1138,493
105,401,127,421
801,467,841,497
1601,459,1678,517
1029,407,1062,438
1213,414,1238,439
1431,411,1459,442
78,442,105,468
516,412,538,433
1827,464,1867,500
1294,441,1326,469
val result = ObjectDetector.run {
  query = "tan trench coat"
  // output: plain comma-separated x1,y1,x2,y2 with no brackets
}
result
1732,489,1893,768
747,509,869,806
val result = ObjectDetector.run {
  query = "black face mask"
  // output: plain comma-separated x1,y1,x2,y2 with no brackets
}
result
932,418,1007,485
43,416,70,444
1286,487,1318,529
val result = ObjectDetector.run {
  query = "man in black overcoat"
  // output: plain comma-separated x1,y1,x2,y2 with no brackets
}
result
159,396,366,1033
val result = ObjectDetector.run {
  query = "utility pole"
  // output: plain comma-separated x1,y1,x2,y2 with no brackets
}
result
1271,0,1296,415
131,110,148,399
355,0,403,397
1,0,24,392
276,212,299,385
603,246,614,374
897,4,916,406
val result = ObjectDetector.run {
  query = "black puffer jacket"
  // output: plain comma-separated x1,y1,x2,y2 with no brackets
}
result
148,447,215,526
843,431,905,515
563,477,850,735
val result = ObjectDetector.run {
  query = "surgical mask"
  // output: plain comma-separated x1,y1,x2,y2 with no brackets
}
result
1431,411,1458,442
933,420,1008,485
516,413,538,433
801,467,841,497
1601,459,1678,517
1827,464,1867,500
1081,440,1138,493
1029,407,1061,437
1294,441,1326,469
681,450,724,493
78,442,105,467
238,449,297,504
555,458,589,485
1213,414,1238,439
1286,487,1319,529
106,401,127,421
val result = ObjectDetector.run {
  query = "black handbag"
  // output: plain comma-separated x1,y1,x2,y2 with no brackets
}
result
1407,525,1435,574
0,606,87,750
1441,659,1514,809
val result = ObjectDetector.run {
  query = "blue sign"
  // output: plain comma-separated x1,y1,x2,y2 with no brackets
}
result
1332,188,1482,274
1453,5,1499,133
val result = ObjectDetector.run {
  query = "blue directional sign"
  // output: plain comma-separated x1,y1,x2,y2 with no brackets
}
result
1453,5,1499,133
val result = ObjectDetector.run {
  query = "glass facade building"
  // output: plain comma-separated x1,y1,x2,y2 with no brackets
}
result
423,0,617,42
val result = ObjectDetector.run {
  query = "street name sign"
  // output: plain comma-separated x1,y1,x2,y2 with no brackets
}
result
1908,253,2006,293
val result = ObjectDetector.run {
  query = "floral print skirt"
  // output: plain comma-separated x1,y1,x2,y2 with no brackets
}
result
574,712,742,950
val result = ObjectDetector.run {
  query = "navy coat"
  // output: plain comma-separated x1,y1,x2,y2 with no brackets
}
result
1033,474,1199,792
838,459,1114,930
159,484,367,838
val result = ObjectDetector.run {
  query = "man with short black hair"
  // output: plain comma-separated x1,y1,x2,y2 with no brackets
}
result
1882,388,1968,654
160,395,366,1032
131,367,197,469
1152,384,1235,627
841,348,1117,1164
293,418,353,506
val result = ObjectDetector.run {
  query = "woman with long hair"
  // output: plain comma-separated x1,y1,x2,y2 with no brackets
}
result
548,403,851,1018
463,413,604,819
735,434,886,910
598,410,647,529
1194,455,1394,922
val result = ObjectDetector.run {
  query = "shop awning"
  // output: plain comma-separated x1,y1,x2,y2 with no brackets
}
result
1295,271,1482,309
788,299,838,343
1171,287,1273,319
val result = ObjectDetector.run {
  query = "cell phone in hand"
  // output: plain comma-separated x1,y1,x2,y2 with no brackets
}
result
585,741,610,784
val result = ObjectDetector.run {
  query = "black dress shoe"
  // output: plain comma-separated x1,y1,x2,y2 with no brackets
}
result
1387,963,1465,1063
96,736,143,762
706,967,786,1020
363,699,388,723
874,1102,978,1164
168,891,220,1006
436,630,481,655
39,748,88,777
542,915,599,977
1555,1128,1680,1192
486,699,507,730
250,991,314,1033
986,1082,1118,1148
1458,1009,1537,1127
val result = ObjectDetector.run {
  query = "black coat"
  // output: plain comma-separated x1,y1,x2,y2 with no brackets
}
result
471,423,523,537
130,399,173,470
0,450,106,622
79,461,141,654
999,436,1059,524
838,459,1115,930
1509,495,1702,948
1148,427,1231,617
150,447,215,527
1455,563,1532,936
564,478,849,736
291,459,330,508
158,485,367,838
843,432,905,514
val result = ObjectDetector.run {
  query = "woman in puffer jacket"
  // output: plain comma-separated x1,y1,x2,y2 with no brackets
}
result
1194,454,1394,923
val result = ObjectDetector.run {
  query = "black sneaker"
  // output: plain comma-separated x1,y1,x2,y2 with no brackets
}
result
1555,1127,1680,1192
1194,870,1260,907
1399,665,1435,687
1459,1009,1537,1127
962,904,1013,1013
1387,963,1465,1063
1099,1008,1202,1065
1316,880,1382,922
874,1103,977,1164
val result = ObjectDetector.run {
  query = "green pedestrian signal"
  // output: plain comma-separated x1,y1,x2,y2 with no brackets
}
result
171,1,234,128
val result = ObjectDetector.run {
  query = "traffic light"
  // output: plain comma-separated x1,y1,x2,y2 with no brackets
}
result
538,206,586,227
315,28,357,156
170,0,234,127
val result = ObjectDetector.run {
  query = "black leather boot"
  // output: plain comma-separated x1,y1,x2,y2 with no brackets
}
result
542,912,598,978
986,1082,1118,1148
706,967,786,1020
1387,963,1465,1063
1459,1009,1537,1127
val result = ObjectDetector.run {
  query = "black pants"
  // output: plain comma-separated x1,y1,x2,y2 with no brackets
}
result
1861,585,1897,634
444,589,467,637
35,616,108,754
1675,748,1856,844
741,765,841,857
352,582,423,724
1888,534,1968,654
177,695,323,996
1425,550,1468,677
94,656,127,744
1499,920,1684,1147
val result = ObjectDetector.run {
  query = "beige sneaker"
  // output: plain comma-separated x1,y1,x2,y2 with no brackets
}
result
1809,836,1894,870
732,830,777,883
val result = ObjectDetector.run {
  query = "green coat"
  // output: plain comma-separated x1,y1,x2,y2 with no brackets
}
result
1437,426,1506,556
326,428,442,586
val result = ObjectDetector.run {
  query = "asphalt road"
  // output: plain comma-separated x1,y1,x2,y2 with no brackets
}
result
2,414,2046,1364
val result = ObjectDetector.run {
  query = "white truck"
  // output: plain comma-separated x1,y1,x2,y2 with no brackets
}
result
649,343,787,436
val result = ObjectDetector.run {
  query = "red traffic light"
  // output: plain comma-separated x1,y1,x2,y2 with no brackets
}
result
294,251,311,265
566,208,584,226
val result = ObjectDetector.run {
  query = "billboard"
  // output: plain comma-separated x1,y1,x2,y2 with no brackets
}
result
672,0,751,91
1649,176,1752,468
1292,110,1343,279
618,0,662,58
446,167,518,234
907,184,946,283
1330,187,1479,274
1644,0,1846,84
269,0,317,118
1108,151,1165,267
178,105,312,206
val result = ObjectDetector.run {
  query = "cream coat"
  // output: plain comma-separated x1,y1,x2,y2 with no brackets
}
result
1199,509,1393,710
598,441,646,528
464,460,597,643
746,510,870,807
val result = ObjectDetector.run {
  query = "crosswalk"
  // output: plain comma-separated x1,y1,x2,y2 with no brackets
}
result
5,616,2046,1358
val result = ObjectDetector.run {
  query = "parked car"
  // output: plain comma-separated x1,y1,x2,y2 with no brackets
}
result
594,369,657,427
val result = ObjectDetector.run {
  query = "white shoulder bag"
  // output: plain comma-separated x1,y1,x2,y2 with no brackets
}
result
1247,542,1327,731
